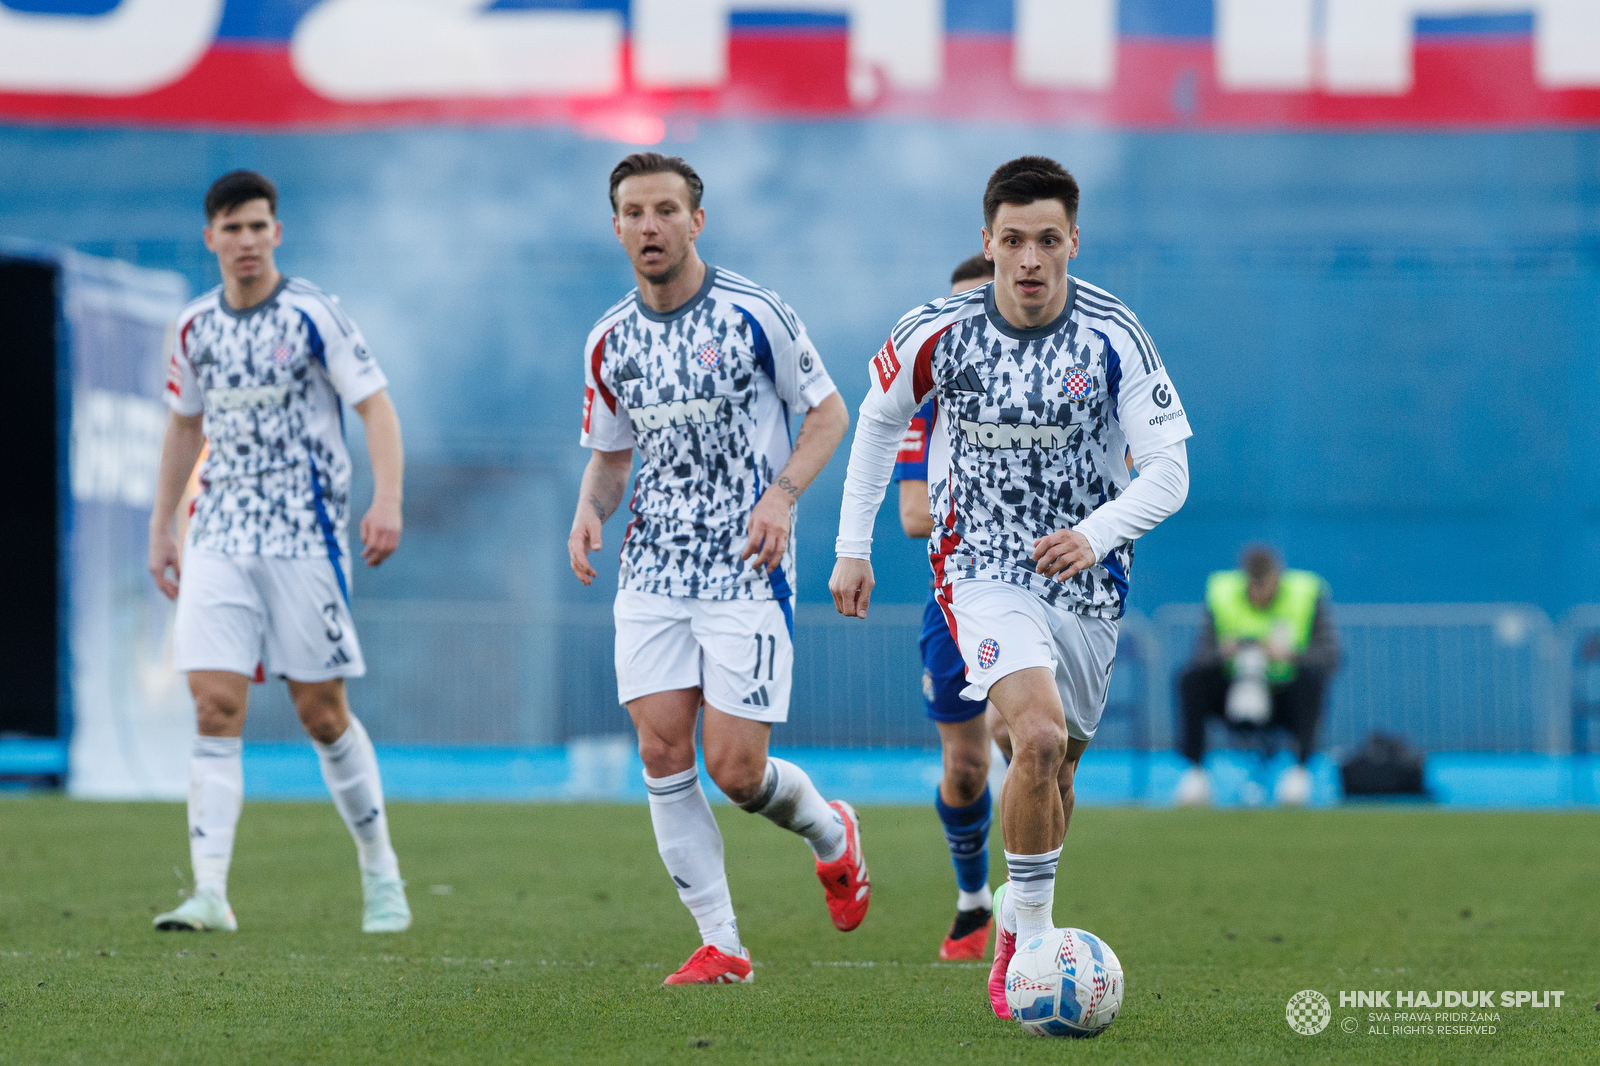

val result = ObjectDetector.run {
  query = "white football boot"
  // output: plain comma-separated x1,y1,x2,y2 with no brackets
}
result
1174,766,1213,807
362,872,412,933
153,889,237,932
1275,764,1313,806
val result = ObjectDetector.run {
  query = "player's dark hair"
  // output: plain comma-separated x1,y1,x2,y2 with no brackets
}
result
609,153,704,213
1241,544,1281,582
982,156,1079,227
950,254,995,287
204,170,277,221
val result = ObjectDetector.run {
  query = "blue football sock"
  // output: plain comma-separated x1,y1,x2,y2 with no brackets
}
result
935,786,992,903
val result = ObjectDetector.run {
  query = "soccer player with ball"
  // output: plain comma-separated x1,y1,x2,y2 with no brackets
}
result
570,153,865,986
832,157,1189,1032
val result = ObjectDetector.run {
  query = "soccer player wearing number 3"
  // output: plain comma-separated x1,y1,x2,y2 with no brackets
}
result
569,154,864,986
148,171,410,934
831,157,1191,1018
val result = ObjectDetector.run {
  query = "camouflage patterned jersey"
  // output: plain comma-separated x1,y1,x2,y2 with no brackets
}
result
580,266,837,601
852,278,1191,617
165,277,388,562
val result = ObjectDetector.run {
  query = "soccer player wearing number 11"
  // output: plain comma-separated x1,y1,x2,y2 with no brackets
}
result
830,157,1192,1018
570,153,865,987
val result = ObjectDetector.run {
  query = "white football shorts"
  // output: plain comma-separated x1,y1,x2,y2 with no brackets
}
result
937,578,1118,742
614,589,793,723
173,546,365,682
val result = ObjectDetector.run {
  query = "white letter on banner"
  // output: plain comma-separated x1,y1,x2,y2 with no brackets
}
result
1014,0,1118,90
1215,0,1315,90
0,0,221,94
291,0,622,100
1538,0,1600,86
631,0,940,103
1321,1,1600,95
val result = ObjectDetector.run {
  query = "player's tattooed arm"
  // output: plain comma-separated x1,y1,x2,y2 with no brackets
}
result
570,448,633,585
743,392,850,571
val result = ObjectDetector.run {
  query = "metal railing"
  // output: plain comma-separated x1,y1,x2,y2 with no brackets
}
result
1153,603,1564,755
242,601,1154,750
239,599,1600,760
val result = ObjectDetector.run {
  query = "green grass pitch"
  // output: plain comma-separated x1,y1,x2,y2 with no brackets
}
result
1,797,1596,1064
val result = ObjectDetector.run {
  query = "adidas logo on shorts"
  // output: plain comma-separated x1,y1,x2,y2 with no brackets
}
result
741,686,771,708
324,647,351,669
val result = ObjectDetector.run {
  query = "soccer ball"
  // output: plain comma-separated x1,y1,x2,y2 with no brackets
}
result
1004,927,1124,1037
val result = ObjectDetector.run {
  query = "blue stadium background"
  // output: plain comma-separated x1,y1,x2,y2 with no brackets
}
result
4,0,1600,802
8,124,1594,614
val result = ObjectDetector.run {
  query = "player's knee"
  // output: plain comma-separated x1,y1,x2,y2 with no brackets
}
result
292,686,348,745
636,733,694,777
1010,718,1068,772
192,689,244,733
706,753,764,806
943,752,988,806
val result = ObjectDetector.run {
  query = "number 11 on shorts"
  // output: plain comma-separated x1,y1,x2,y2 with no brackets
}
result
752,634,775,681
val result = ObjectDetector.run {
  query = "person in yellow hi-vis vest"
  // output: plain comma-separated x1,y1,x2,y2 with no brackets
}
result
1175,545,1339,807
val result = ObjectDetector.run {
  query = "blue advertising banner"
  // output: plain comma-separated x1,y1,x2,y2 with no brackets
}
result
4,243,195,796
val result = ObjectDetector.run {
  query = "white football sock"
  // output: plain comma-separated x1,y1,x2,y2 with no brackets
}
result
737,757,845,862
1005,847,1062,940
189,735,243,899
645,767,741,955
314,716,400,878
958,885,994,913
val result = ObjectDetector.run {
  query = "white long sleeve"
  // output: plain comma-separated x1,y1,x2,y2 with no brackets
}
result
834,407,905,559
1073,439,1189,562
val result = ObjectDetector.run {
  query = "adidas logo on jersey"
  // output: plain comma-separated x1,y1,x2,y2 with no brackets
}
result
958,418,1080,449
742,685,771,708
628,396,728,432
950,367,985,394
615,357,645,382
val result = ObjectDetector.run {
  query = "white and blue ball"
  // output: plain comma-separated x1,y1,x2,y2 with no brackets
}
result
1004,927,1124,1038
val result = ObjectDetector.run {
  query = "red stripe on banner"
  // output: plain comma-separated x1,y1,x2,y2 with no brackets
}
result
1,38,1597,128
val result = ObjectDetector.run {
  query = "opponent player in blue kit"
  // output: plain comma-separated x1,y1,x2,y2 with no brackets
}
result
892,254,1004,960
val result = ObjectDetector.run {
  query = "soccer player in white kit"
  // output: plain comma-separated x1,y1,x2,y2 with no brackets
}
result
147,170,411,934
569,153,866,985
830,157,1191,1017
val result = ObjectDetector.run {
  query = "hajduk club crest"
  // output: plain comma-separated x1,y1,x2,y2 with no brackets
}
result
695,342,723,370
978,638,1001,669
1063,367,1093,401
271,344,293,367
